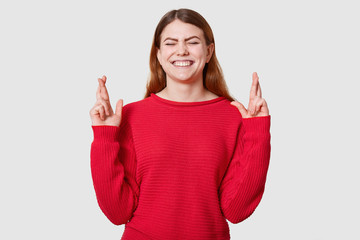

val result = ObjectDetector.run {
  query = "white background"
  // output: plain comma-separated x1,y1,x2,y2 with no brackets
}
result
1,0,359,239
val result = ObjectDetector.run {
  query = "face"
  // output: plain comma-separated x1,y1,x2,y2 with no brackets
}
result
157,19,214,84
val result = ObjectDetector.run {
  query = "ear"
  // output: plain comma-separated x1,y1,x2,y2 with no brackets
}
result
156,47,162,66
206,43,214,63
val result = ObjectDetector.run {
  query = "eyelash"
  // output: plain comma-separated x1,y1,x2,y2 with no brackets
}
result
165,42,199,46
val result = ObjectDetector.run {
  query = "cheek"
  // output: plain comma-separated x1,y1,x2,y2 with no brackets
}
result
159,50,172,63
195,47,209,60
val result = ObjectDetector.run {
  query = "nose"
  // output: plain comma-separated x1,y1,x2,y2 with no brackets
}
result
177,42,189,56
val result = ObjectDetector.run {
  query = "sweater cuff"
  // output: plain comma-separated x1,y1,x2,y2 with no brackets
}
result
242,115,271,133
92,125,121,142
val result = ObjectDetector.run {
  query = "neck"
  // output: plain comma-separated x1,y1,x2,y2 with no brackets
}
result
160,77,211,102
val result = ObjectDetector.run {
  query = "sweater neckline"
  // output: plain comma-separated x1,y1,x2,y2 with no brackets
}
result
150,93,226,107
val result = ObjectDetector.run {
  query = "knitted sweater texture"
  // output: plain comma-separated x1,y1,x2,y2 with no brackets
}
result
90,93,271,240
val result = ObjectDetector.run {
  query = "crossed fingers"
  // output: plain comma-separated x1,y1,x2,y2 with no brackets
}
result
95,76,113,116
248,72,268,116
250,72,261,99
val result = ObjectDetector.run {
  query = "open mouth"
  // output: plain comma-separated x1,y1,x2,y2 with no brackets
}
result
171,60,194,67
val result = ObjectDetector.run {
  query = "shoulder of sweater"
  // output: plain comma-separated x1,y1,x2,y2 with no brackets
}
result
122,97,151,112
117,98,149,130
120,97,151,125
218,99,243,120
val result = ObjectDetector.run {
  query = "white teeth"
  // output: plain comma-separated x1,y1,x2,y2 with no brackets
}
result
173,61,191,66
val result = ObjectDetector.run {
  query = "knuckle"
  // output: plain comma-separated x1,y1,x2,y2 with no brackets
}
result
90,105,99,113
98,99,109,108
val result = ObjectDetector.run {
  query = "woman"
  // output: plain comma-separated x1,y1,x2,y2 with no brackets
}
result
90,8,271,240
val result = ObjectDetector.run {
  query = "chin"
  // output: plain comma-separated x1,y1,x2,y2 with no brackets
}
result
169,72,202,83
173,76,196,82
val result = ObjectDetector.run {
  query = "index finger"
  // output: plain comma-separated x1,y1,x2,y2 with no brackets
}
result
250,72,259,100
96,84,101,100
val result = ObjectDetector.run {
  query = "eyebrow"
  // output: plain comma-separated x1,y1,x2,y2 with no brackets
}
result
163,36,201,42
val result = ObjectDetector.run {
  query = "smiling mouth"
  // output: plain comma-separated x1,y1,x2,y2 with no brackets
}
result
172,60,194,67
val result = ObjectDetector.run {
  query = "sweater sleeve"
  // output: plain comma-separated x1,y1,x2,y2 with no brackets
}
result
90,117,140,225
219,115,271,224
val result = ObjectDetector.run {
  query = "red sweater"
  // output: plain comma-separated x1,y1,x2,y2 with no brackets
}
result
90,93,271,240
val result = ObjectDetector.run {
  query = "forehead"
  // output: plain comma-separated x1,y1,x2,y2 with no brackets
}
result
160,19,204,40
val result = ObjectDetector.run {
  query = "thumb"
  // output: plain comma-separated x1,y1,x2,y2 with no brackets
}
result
114,99,123,117
230,101,248,117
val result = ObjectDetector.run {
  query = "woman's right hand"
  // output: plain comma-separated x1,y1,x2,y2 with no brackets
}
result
90,75,123,126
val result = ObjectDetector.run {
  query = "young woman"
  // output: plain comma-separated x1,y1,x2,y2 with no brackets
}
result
90,8,271,240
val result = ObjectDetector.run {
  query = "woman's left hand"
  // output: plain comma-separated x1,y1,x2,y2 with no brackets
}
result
230,72,269,118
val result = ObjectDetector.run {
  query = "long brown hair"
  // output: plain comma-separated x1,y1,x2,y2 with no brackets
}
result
143,8,235,102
